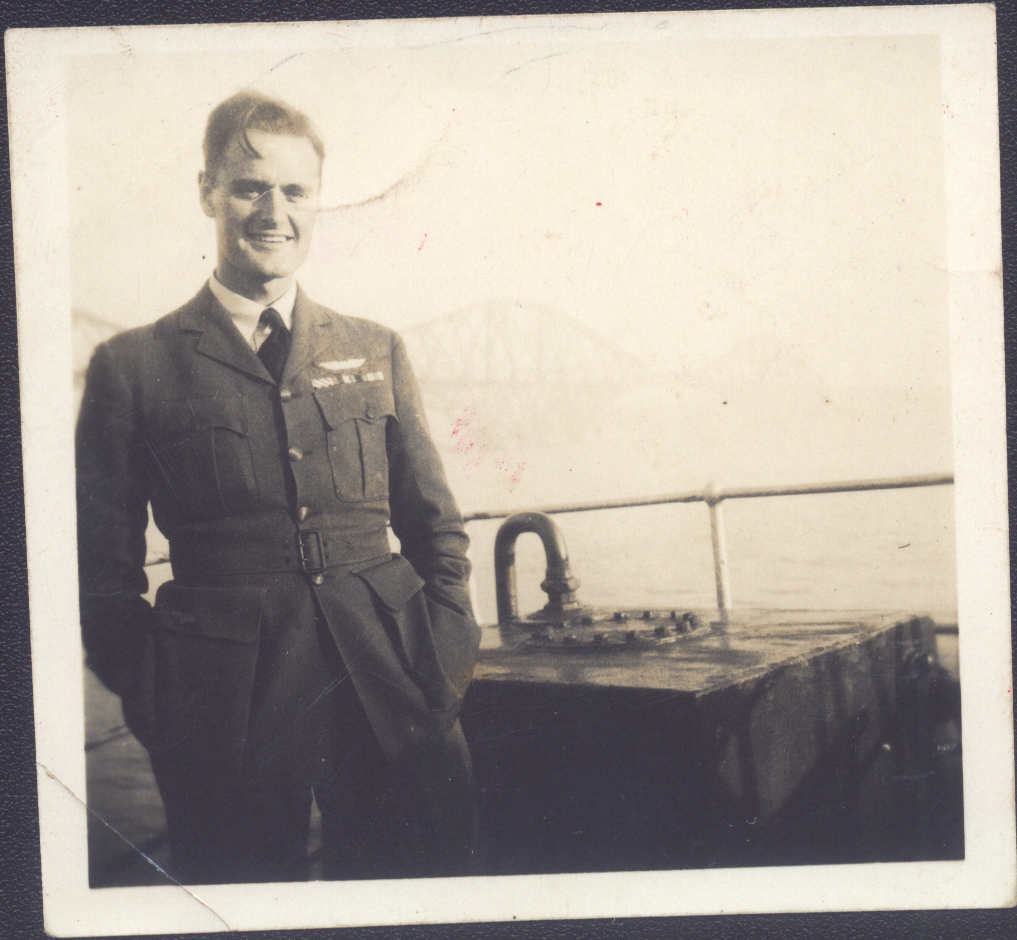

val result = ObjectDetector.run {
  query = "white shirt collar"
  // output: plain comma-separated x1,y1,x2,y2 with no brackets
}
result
208,274,297,348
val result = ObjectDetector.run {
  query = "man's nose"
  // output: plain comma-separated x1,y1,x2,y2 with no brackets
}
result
253,188,286,223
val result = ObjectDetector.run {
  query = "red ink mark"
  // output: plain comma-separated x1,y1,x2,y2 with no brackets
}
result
494,458,526,492
451,409,523,486
451,409,479,459
596,202,602,206
417,234,428,252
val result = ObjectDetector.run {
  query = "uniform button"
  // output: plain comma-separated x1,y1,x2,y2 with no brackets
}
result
288,446,303,462
279,386,293,402
297,506,310,521
312,574,325,585
365,405,375,419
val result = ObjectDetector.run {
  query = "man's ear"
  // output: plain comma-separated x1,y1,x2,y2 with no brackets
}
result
198,170,216,218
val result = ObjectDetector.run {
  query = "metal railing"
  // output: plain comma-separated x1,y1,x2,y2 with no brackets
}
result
462,472,954,623
142,471,954,623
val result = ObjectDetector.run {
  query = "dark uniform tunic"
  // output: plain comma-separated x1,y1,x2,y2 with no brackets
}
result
76,283,480,883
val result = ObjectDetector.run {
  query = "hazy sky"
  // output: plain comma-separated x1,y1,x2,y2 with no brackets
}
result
68,30,947,391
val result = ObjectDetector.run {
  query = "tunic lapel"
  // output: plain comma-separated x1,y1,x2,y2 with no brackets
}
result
178,283,275,385
282,286,340,383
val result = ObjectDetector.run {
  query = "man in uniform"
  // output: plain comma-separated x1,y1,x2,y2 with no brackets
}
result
76,91,480,884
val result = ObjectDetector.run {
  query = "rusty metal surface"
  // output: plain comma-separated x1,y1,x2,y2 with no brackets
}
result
461,612,955,874
476,609,917,694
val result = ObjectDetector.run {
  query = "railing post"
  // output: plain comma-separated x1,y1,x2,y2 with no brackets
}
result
704,483,732,623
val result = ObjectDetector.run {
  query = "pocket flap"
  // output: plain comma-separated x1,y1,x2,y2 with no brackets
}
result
155,581,267,642
190,396,249,434
314,386,396,430
354,554,424,611
153,397,248,438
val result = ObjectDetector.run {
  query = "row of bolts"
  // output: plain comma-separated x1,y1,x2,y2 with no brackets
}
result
528,610,705,644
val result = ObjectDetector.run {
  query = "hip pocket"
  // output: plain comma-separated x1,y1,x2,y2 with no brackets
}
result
152,581,268,770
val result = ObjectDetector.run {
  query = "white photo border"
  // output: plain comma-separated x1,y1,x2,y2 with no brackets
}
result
6,6,1013,935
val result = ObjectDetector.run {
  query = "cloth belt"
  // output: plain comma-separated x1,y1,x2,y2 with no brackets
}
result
169,527,391,581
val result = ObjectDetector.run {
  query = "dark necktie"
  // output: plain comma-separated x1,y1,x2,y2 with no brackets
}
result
257,307,290,383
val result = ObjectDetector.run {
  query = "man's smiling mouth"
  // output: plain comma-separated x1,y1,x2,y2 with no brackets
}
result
248,233,293,244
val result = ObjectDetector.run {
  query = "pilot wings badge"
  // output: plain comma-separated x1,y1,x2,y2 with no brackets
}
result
317,359,366,371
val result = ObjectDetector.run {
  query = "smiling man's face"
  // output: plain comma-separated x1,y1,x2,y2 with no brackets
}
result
199,128,321,303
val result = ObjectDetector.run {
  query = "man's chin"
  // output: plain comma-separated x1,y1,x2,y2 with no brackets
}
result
217,263,301,300
235,256,300,283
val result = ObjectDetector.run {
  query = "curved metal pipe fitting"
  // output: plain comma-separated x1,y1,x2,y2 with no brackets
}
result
494,511,581,624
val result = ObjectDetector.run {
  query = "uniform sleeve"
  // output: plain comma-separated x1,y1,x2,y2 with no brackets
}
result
76,340,156,699
386,331,474,618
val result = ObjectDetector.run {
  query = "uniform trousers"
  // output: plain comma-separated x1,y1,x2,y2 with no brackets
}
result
148,576,478,885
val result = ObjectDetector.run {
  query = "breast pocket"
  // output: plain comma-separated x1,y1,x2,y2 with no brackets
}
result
314,386,396,501
150,396,258,516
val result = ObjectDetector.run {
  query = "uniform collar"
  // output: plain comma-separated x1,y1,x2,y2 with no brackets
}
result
177,281,334,386
208,273,297,340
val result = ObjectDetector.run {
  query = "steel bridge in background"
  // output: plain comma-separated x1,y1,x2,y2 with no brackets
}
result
401,301,649,441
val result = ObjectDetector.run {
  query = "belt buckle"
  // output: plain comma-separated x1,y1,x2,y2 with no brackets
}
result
298,531,325,575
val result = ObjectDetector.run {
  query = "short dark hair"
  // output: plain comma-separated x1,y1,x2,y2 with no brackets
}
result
203,90,325,182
